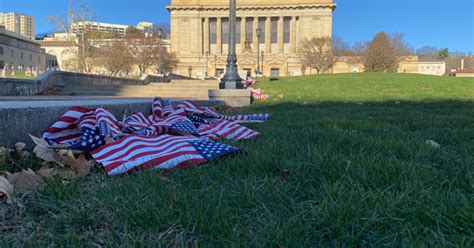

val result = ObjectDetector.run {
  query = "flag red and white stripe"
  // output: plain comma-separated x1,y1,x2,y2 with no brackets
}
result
91,134,207,175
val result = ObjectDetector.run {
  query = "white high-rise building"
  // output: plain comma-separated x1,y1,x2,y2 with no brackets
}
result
71,21,129,37
0,12,35,40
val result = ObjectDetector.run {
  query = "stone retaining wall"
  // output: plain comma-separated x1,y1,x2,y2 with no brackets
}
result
0,78,42,96
0,98,224,147
0,71,176,96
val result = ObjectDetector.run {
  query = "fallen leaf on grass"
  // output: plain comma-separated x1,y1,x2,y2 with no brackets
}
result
29,135,95,178
54,153,94,177
35,163,55,178
7,169,44,191
0,176,14,204
29,134,57,162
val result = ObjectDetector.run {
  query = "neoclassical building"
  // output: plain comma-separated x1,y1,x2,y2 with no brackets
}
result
167,0,336,78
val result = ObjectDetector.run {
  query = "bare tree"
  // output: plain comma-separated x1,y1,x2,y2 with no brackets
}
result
299,37,336,74
127,34,159,73
150,48,179,74
332,36,354,56
390,33,412,56
48,3,100,72
95,40,132,76
363,32,398,72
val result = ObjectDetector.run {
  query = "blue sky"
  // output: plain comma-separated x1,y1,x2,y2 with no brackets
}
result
0,0,473,53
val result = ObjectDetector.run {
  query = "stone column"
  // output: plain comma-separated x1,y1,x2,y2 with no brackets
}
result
265,17,271,54
290,16,297,53
240,17,246,51
217,17,222,54
278,16,284,54
204,17,210,54
252,17,259,52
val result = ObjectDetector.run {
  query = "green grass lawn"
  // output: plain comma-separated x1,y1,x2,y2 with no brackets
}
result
4,70,36,80
2,73,473,246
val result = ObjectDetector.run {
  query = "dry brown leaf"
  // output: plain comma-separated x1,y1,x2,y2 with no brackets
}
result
14,142,26,153
8,169,44,191
54,153,94,177
29,134,94,178
29,134,57,162
35,163,56,178
0,176,14,204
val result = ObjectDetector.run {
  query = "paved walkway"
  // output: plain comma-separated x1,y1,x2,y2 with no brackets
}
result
0,96,191,109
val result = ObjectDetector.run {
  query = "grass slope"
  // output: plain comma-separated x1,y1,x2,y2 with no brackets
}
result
2,73,473,246
3,70,36,80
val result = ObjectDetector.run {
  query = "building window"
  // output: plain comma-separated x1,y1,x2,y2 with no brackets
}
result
216,68,224,77
271,68,280,76
284,17,291,43
258,18,265,43
20,52,23,59
209,18,217,44
271,18,278,43
29,54,32,61
246,18,253,43
10,50,14,57
236,18,241,44
222,18,229,44
0,46,3,55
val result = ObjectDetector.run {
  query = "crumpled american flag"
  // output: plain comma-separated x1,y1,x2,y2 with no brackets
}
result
243,78,270,100
42,97,271,175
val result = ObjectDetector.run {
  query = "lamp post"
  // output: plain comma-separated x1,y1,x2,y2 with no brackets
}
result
205,51,209,78
260,51,264,76
157,28,164,74
219,0,244,89
256,27,261,75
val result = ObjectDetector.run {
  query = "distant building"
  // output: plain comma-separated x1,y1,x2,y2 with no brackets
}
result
0,25,56,71
38,33,78,71
455,69,474,77
398,57,446,76
332,56,364,74
333,56,446,76
71,21,129,37
71,21,156,37
136,22,154,36
167,0,336,78
39,32,171,74
0,12,35,40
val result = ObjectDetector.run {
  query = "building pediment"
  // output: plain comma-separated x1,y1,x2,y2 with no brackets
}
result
265,57,287,66
238,58,257,65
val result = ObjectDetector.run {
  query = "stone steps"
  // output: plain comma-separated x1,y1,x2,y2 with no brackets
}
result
59,80,219,99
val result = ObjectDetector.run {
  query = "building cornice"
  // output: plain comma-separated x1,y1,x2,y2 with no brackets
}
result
166,3,336,12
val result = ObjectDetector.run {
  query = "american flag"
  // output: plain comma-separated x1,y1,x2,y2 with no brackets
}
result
42,97,270,175
91,134,241,175
243,78,269,100
197,119,259,140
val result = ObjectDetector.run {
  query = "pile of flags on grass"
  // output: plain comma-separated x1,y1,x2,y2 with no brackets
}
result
42,97,270,175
